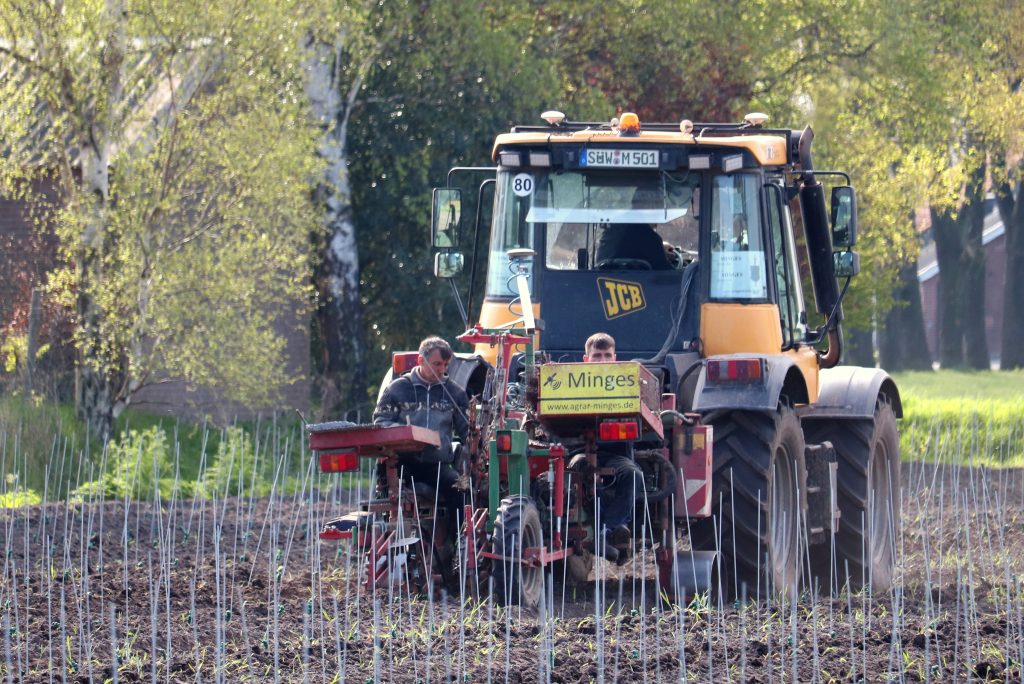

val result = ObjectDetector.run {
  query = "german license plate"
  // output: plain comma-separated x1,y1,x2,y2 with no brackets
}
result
580,148,658,168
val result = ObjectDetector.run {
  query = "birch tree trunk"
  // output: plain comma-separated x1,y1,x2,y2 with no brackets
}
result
75,0,126,441
305,31,368,420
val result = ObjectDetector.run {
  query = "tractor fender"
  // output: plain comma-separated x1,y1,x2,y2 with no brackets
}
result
799,365,902,420
691,354,809,412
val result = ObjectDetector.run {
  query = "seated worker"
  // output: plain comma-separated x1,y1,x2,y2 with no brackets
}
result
373,336,469,536
595,223,674,270
583,332,646,563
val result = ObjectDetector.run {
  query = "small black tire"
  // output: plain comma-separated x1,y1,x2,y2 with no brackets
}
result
491,495,544,609
690,408,807,599
807,402,900,594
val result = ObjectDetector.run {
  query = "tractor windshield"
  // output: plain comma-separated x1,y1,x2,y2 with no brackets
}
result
519,169,699,272
539,169,700,271
487,168,700,294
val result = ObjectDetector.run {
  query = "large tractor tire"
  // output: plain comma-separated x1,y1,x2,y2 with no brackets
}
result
690,408,807,599
806,401,900,594
491,495,544,609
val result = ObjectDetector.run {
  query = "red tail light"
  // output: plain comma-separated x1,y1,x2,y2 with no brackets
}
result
496,431,513,453
392,351,420,375
706,358,764,383
319,450,359,473
599,420,639,441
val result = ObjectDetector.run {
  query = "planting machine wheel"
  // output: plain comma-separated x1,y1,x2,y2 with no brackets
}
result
491,495,544,609
690,407,807,599
379,519,448,597
806,401,900,593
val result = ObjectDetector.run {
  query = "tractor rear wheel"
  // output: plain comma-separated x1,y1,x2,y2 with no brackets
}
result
806,402,900,594
491,495,544,608
690,408,807,599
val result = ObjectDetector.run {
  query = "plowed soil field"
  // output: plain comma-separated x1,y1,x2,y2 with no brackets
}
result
2,461,1023,682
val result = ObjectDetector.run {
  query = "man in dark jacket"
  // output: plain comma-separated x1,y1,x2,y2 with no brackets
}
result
596,223,674,270
373,336,469,535
584,332,645,564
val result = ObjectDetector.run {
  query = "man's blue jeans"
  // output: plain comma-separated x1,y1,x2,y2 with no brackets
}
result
597,452,644,530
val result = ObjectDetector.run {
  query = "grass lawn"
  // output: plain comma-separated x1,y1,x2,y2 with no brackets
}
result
892,369,1024,467
892,368,1024,400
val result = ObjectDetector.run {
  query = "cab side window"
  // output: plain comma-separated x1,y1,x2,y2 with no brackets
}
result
709,173,768,300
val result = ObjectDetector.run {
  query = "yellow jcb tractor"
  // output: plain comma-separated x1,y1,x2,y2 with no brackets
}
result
308,109,901,607
426,110,901,603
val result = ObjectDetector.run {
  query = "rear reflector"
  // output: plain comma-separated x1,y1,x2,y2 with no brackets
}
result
598,420,639,441
706,358,764,383
319,450,359,472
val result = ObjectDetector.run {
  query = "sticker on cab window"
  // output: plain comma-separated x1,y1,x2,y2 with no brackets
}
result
512,173,534,197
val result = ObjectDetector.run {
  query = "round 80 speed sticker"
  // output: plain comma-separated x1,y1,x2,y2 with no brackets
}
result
512,173,534,197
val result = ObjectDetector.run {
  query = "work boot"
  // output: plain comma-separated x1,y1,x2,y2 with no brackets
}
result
596,529,619,563
601,542,619,564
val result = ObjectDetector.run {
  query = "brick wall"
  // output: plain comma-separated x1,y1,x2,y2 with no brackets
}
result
0,179,60,328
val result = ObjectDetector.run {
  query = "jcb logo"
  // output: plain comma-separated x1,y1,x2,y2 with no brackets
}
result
597,277,646,320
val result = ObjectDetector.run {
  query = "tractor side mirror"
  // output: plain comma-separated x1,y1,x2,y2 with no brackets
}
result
833,250,860,278
431,188,462,248
830,186,857,248
434,251,464,279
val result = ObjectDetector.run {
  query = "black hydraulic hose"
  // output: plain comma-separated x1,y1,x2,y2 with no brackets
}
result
636,259,697,366
635,449,677,503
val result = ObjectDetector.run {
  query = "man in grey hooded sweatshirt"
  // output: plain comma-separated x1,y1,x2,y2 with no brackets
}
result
373,336,469,535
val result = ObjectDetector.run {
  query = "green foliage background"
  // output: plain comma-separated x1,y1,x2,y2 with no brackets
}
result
0,0,1022,458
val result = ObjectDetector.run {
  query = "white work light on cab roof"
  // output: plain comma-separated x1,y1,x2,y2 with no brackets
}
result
744,112,770,127
680,119,694,134
541,110,565,125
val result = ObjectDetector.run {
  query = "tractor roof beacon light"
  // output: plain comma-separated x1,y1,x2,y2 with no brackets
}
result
541,110,566,126
618,112,641,136
744,112,770,127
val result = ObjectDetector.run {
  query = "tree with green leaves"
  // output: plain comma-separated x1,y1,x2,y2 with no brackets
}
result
340,1,582,413
790,0,981,370
0,0,321,438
